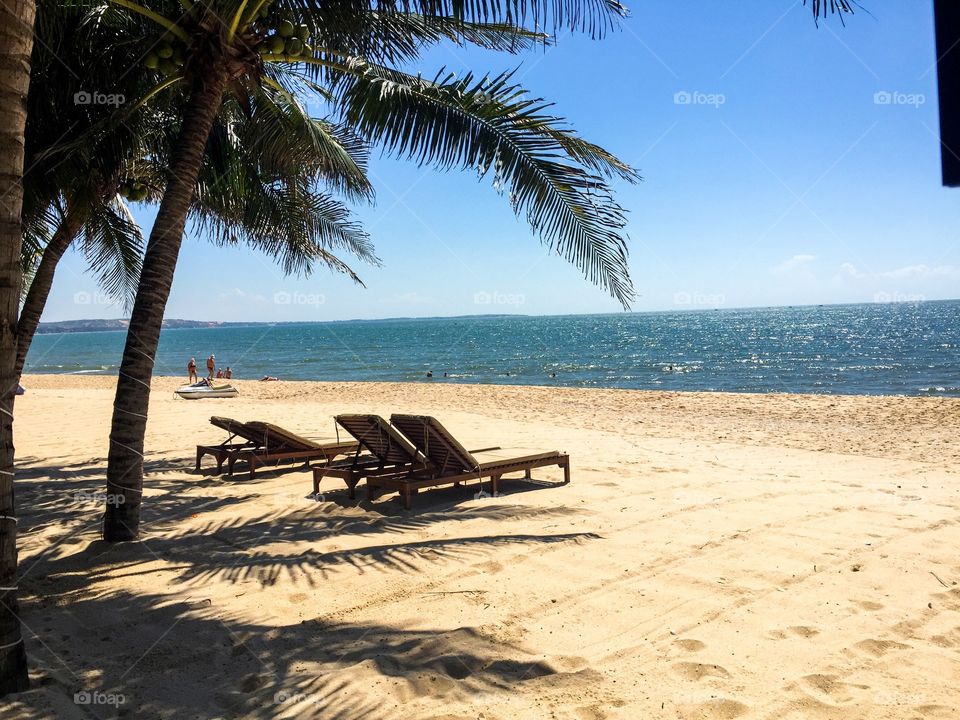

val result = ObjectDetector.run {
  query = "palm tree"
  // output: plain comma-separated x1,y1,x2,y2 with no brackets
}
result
16,1,375,380
0,0,34,695
17,107,375,380
98,0,643,541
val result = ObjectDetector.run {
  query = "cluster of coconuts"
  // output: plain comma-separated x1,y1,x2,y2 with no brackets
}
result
140,7,310,74
119,180,149,202
257,14,311,58
144,37,186,76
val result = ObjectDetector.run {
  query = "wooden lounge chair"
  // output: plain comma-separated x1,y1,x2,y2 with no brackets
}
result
196,416,358,479
195,416,262,475
311,414,428,498
368,414,570,509
233,421,359,480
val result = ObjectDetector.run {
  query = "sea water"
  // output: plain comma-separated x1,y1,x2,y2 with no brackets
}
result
26,300,960,396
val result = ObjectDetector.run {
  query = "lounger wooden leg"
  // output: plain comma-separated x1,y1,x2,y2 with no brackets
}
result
366,483,375,500
524,468,532,480
403,487,412,510
312,469,322,495
249,457,258,481
346,478,358,500
215,451,226,474
195,448,204,472
492,474,501,495
562,458,571,484
226,454,236,477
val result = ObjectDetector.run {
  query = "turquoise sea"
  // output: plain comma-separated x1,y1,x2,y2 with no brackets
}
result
25,300,960,396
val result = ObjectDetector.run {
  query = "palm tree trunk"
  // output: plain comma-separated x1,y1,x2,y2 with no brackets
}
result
103,67,228,542
0,0,34,695
15,211,85,379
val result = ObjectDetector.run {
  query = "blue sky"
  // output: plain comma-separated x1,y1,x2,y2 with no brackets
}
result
43,0,960,322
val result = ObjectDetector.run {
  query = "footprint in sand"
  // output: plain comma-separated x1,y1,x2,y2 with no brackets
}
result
930,627,960,648
766,626,820,640
672,662,731,681
787,626,820,638
551,655,590,672
799,673,867,705
474,560,503,574
854,638,911,657
574,704,608,720
674,638,707,652
852,599,885,612
685,699,749,719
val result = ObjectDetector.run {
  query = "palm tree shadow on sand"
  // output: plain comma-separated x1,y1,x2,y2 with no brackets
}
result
9,454,598,718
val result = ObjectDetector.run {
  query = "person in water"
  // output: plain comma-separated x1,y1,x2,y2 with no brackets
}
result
224,367,233,379
206,354,216,379
216,367,224,379
187,357,198,383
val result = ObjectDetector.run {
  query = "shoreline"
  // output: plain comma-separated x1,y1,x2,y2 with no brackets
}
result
20,371,960,401
18,374,960,466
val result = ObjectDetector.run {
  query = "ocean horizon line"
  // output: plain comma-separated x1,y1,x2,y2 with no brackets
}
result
37,297,960,335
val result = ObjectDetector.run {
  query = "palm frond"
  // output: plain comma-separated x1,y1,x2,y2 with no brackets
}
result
334,60,635,305
244,77,375,201
20,203,60,281
291,0,627,40
805,0,858,23
335,12,551,58
80,195,145,305
195,180,376,280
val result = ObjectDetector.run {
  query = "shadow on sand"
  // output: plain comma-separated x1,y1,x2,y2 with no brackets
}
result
5,453,593,719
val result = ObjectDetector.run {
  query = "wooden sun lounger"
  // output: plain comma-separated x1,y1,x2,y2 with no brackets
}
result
195,416,262,474
196,416,359,479
232,421,359,480
369,414,570,509
311,414,429,498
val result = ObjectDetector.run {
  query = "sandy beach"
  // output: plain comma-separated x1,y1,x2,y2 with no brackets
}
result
4,373,960,719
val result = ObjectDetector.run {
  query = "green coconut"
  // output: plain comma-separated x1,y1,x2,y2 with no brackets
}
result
278,20,295,37
285,38,303,56
144,53,159,69
156,43,174,59
296,24,309,41
268,35,286,54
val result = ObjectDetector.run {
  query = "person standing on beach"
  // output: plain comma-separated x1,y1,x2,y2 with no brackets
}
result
206,354,215,379
187,357,198,383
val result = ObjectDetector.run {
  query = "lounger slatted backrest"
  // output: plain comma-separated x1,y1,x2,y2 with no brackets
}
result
244,421,320,451
210,416,262,443
390,414,478,475
335,415,422,464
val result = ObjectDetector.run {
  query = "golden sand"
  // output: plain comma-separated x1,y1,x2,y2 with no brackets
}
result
5,374,960,718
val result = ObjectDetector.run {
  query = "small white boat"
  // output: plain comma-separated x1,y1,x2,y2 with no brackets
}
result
175,381,239,400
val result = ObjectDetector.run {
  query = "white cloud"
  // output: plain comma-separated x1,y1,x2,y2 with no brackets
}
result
838,262,864,279
878,264,958,279
772,254,817,276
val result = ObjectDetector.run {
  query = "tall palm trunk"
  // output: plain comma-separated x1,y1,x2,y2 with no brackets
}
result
0,0,34,695
15,211,85,379
103,67,228,542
